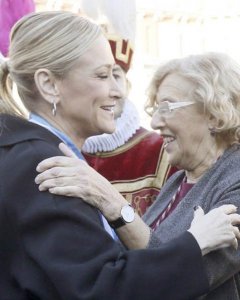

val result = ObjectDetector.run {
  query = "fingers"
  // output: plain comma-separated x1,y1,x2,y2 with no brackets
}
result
36,157,73,172
36,156,84,173
232,237,238,250
218,204,238,215
59,143,77,158
229,213,240,226
35,166,76,184
48,186,80,197
228,225,240,250
233,225,240,240
37,177,69,191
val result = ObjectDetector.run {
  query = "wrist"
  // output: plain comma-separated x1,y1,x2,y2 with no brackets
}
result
108,203,135,229
187,229,208,256
99,197,129,222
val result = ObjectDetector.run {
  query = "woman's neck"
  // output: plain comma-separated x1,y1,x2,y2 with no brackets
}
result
34,111,85,148
185,147,225,184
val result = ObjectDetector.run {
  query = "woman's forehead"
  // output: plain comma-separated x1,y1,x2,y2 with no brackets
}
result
156,73,195,101
72,36,115,70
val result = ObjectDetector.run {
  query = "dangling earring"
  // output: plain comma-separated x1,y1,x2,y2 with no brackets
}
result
208,127,216,137
52,102,57,116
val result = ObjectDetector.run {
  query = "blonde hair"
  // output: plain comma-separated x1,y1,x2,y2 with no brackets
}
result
0,11,101,116
146,52,240,144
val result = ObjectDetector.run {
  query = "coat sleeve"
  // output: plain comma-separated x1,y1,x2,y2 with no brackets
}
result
200,182,240,292
1,140,209,300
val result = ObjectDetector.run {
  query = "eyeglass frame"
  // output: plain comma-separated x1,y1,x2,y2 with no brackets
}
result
151,101,195,116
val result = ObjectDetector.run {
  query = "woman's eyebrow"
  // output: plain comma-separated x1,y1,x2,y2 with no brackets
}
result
94,64,113,71
112,65,122,72
158,97,176,103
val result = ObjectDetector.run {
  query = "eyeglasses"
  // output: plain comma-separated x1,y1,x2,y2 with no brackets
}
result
150,101,195,116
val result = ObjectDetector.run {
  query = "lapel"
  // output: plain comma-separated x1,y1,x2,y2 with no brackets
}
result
143,171,185,225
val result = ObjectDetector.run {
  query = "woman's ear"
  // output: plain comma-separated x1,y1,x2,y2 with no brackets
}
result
126,77,132,97
207,114,220,137
34,69,60,105
207,114,219,129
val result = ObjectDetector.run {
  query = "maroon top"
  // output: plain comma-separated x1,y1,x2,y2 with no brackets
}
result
151,178,194,230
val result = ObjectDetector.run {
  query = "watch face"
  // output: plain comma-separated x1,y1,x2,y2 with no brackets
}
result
121,205,135,223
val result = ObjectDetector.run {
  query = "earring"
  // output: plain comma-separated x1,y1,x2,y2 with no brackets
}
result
52,102,57,116
208,127,216,137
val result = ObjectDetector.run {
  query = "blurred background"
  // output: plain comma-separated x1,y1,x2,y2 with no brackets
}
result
6,0,240,127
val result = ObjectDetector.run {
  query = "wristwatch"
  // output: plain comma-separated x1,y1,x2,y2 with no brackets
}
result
109,204,135,229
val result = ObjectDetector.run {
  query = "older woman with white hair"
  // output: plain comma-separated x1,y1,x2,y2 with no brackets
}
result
36,52,240,299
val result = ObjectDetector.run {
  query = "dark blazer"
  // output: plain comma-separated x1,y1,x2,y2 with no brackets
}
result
0,114,209,300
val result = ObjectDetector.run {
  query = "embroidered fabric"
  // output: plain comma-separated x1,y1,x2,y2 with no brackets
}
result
82,99,140,153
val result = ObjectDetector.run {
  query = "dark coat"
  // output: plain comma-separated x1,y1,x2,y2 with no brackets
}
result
0,114,209,300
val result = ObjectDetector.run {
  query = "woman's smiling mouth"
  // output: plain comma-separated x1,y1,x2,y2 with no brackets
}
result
163,136,176,149
101,105,115,114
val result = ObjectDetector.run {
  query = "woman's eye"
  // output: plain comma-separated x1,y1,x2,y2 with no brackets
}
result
98,74,108,79
113,74,120,80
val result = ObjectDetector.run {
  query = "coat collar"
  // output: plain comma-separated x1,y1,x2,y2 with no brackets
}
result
0,114,61,147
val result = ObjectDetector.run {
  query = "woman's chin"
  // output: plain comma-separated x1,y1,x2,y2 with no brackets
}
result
100,124,116,135
104,128,116,134
166,154,180,168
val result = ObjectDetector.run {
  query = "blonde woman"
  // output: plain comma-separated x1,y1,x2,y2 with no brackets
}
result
0,12,240,299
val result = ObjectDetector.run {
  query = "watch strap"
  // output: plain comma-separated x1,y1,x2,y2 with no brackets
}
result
109,204,135,229
109,217,126,229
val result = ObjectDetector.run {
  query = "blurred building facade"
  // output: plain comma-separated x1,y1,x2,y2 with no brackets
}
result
35,0,240,127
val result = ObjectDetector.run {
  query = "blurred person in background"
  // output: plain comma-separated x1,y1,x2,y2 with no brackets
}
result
0,0,35,57
82,34,177,216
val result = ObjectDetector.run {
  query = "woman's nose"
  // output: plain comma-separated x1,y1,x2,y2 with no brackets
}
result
150,113,165,131
109,77,124,100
